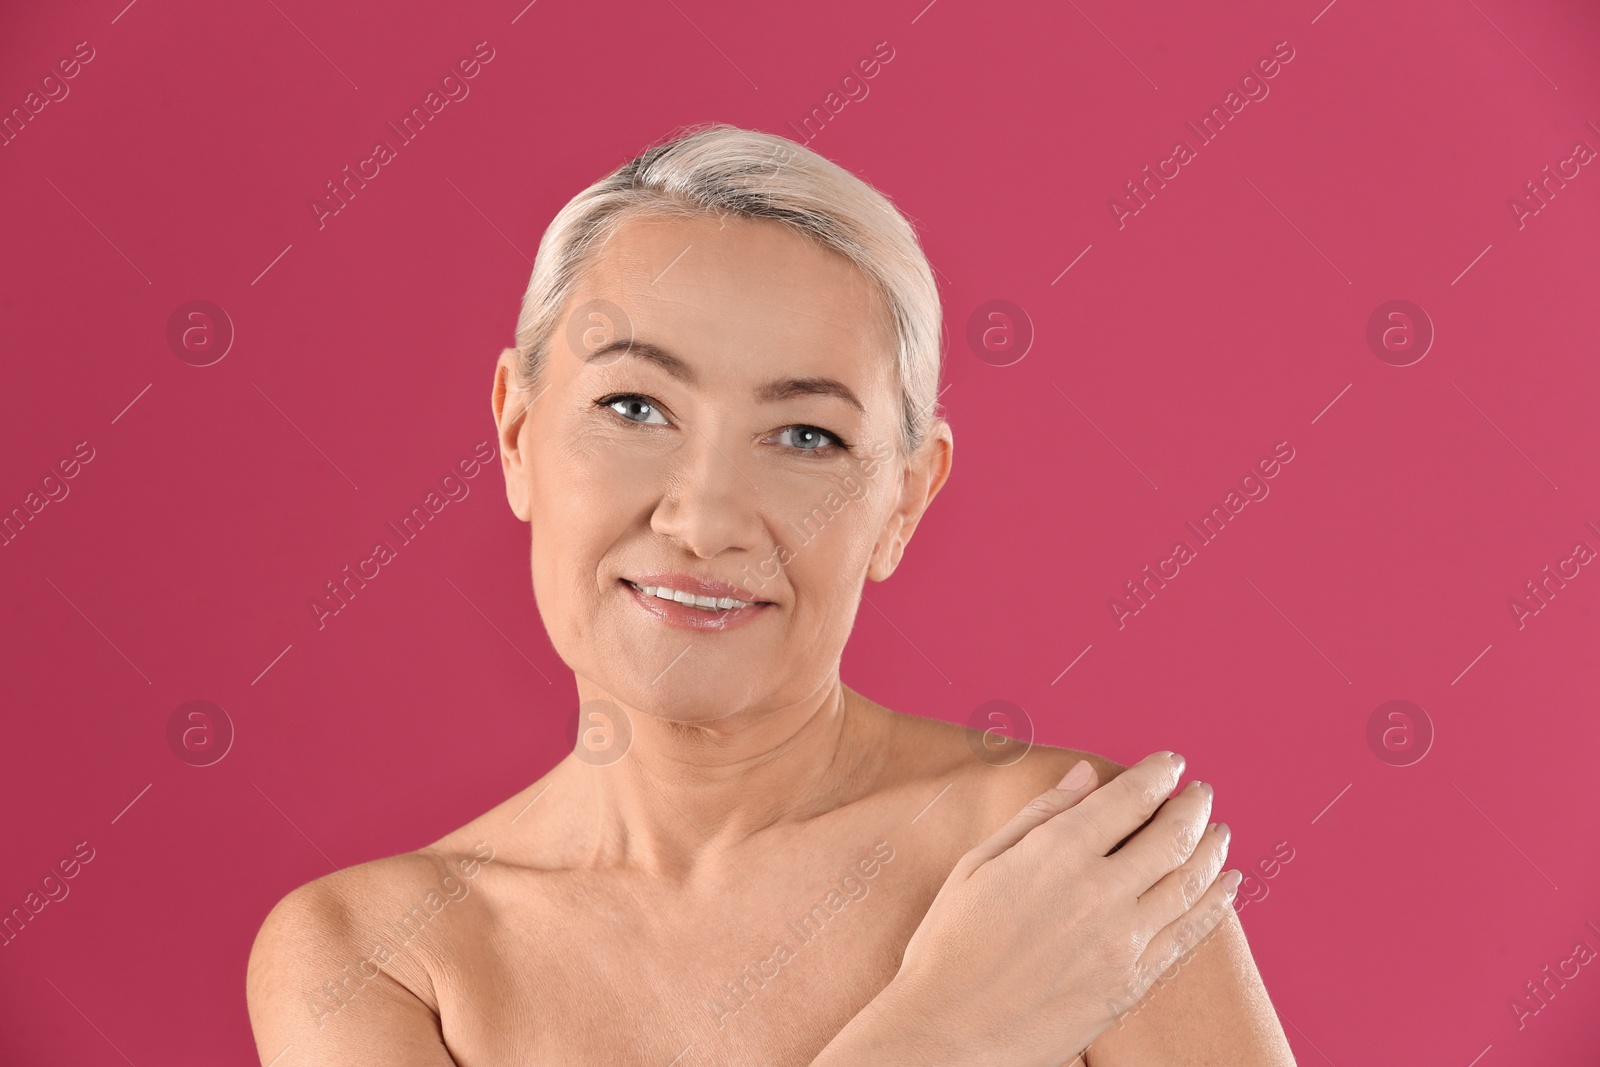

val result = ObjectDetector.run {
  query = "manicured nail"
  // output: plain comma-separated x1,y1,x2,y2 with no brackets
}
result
1059,759,1092,790
1222,869,1243,893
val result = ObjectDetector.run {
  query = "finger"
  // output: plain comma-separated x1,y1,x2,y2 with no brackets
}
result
961,759,1100,869
1129,861,1241,999
1032,751,1183,860
1137,817,1229,930
1105,778,1214,895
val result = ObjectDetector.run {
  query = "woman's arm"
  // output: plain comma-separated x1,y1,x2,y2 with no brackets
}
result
246,879,460,1067
807,971,975,1067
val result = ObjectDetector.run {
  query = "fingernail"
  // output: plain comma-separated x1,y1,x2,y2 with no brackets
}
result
1059,759,1092,791
1222,869,1242,893
1170,752,1186,776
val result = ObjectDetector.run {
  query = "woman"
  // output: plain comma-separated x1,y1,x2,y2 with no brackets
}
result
247,123,1296,1066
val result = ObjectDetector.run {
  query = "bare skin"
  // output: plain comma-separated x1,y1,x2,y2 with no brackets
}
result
247,211,1295,1066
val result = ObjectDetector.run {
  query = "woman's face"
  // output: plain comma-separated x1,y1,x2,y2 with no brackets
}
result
492,210,951,724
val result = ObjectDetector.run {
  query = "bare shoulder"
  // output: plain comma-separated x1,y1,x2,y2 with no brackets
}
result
246,767,565,990
247,847,469,1008
244,832,504,1065
973,742,1129,823
864,693,1130,822
1004,743,1129,789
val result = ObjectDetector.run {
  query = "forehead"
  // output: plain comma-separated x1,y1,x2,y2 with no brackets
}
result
565,211,898,392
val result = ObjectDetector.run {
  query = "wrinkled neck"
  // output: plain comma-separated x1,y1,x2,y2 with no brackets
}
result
569,676,863,881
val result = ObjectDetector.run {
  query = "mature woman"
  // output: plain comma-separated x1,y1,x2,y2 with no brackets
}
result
247,123,1296,1066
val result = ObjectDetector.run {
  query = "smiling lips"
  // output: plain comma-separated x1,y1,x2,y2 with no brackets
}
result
620,572,774,631
629,581,754,611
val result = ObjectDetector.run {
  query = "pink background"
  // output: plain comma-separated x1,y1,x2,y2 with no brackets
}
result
2,0,1598,1062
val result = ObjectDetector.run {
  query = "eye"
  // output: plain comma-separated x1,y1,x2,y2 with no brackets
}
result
773,425,849,456
597,394,670,426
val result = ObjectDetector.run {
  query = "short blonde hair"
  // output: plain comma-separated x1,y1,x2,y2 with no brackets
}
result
509,122,945,457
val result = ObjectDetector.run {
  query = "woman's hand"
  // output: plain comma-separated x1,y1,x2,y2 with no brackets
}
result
878,751,1238,1067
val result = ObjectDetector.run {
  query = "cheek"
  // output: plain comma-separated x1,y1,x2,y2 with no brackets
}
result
780,492,885,605
527,441,637,598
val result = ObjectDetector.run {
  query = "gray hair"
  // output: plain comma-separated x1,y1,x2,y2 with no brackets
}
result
509,122,945,457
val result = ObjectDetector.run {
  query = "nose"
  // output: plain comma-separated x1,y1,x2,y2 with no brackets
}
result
649,426,765,558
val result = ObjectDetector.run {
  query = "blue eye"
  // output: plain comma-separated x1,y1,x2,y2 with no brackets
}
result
601,395,669,425
776,425,843,453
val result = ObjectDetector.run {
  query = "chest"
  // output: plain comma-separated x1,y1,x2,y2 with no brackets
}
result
436,834,958,1066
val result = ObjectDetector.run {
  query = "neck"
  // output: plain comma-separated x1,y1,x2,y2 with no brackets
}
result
564,675,868,881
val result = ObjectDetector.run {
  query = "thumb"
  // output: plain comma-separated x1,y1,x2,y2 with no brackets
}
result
961,759,1099,870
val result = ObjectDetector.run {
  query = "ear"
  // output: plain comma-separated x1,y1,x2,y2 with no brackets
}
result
493,347,534,521
867,418,954,582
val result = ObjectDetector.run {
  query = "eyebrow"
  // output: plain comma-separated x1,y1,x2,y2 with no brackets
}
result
585,339,867,415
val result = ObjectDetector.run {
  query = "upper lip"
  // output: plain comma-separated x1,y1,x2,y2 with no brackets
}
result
625,572,772,604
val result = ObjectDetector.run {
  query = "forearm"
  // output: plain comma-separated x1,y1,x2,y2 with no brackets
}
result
809,977,956,1067
810,975,1091,1067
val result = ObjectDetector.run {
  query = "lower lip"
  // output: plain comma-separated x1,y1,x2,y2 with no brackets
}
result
620,580,773,632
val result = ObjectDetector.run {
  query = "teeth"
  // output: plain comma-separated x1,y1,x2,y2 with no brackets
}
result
629,581,753,612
